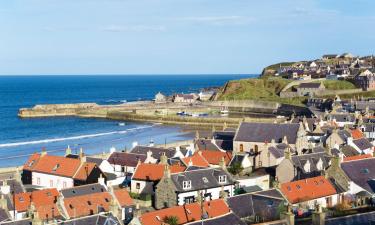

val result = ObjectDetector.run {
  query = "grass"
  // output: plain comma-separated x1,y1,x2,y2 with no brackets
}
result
217,77,307,106
323,80,356,90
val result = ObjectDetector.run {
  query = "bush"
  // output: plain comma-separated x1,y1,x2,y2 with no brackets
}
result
228,162,244,175
140,193,152,201
163,215,179,225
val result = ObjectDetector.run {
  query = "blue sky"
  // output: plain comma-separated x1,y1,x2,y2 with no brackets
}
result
0,0,374,75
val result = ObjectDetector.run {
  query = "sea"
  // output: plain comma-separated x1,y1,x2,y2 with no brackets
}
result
0,75,252,167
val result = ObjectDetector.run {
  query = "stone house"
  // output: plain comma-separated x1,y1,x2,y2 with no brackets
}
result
296,82,325,97
154,92,167,104
154,167,235,209
233,122,307,168
173,94,198,103
355,69,375,91
276,150,331,183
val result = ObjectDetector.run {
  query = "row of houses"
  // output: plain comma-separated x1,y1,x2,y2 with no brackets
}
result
155,91,215,104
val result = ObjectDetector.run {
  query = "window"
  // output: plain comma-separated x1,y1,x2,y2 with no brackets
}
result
136,182,140,189
63,181,67,189
218,175,227,183
202,177,208,183
254,145,259,153
184,196,195,204
36,178,41,185
50,180,54,187
52,164,60,172
182,180,191,190
204,193,212,201
240,144,244,152
129,208,133,213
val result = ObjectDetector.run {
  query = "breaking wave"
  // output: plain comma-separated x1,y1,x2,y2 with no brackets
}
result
0,125,154,148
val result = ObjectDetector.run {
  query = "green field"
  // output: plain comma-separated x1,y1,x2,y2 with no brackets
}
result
323,80,356,90
217,77,307,105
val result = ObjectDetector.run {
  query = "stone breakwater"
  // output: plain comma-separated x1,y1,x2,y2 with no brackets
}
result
18,100,283,126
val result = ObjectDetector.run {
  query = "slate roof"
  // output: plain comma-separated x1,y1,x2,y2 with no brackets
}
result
229,154,246,167
60,183,107,198
107,152,147,167
0,219,32,225
130,146,176,160
352,138,373,151
268,143,291,159
171,168,234,192
341,158,375,194
291,152,331,173
327,114,356,123
298,83,322,89
326,211,375,225
85,157,104,165
235,122,300,144
363,123,375,132
55,213,122,225
227,189,284,221
213,131,235,141
186,213,246,225
0,208,10,223
195,139,220,151
340,145,359,157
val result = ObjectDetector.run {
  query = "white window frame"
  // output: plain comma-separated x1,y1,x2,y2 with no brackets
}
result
182,180,191,190
218,175,227,183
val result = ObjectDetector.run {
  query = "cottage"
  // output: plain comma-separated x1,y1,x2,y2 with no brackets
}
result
355,69,375,91
154,168,235,209
107,152,147,177
233,122,307,168
280,176,339,208
131,163,186,195
173,94,198,103
296,82,325,97
130,145,179,163
154,92,167,104
22,151,105,189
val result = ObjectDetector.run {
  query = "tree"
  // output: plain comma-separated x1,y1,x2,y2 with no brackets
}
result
164,215,179,225
228,162,244,175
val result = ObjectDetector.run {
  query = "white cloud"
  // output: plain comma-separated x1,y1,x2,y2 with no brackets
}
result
103,24,166,32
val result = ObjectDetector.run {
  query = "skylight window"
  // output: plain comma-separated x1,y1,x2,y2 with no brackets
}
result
52,164,60,172
202,177,209,183
28,160,35,167
361,169,370,174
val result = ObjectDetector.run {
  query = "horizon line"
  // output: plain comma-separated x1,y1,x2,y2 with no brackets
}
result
0,73,259,76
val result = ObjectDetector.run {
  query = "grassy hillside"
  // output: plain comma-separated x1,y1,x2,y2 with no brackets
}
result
323,80,356,90
217,77,306,105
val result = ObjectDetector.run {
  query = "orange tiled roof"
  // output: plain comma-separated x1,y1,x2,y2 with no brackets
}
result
199,150,232,166
14,188,61,220
343,154,372,162
114,189,134,207
132,163,185,181
64,192,112,218
182,152,210,168
280,176,337,204
73,162,97,181
140,199,230,225
24,153,97,180
351,129,364,140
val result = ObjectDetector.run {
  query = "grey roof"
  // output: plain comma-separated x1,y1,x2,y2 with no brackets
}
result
130,146,175,160
0,219,32,225
327,114,355,123
227,189,284,221
337,129,351,142
170,168,234,193
291,152,331,174
107,152,147,167
0,179,24,194
352,138,373,151
235,122,300,144
298,83,322,88
340,145,359,157
187,213,246,225
326,211,375,225
53,213,122,225
356,101,375,111
60,183,107,198
195,139,220,151
85,157,104,165
363,123,375,132
341,158,375,194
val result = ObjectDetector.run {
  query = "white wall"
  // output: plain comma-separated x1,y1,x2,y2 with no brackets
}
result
99,161,115,174
237,174,270,190
32,172,74,190
176,185,234,205
130,180,154,194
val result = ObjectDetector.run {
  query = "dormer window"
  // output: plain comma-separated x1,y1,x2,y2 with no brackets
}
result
218,175,227,183
182,180,191,190
202,177,208,183
52,164,60,172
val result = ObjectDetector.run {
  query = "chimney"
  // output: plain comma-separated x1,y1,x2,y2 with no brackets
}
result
283,136,289,145
312,204,325,225
195,130,200,140
219,157,226,170
98,174,105,186
65,145,72,156
41,147,47,157
0,195,7,210
284,147,292,160
163,165,171,178
79,147,85,160
159,152,168,165
223,122,228,131
219,186,228,200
